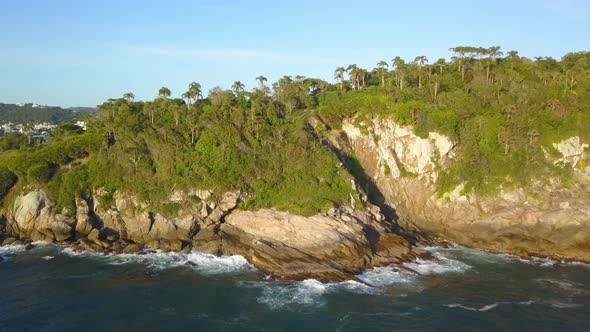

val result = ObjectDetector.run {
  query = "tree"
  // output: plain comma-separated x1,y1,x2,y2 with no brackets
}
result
256,75,268,90
392,57,407,90
123,92,135,102
158,87,171,99
375,61,389,87
23,123,34,145
232,81,245,95
435,58,446,74
334,67,346,91
189,82,203,101
414,56,428,88
485,46,503,83
346,65,366,90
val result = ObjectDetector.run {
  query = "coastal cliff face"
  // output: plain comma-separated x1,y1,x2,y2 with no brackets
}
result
0,188,426,281
336,117,590,261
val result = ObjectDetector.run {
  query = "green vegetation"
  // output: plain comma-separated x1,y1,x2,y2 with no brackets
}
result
0,103,94,124
318,47,590,194
0,47,588,215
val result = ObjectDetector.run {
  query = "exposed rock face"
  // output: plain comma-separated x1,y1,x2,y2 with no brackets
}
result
8,190,75,242
338,117,590,262
553,136,589,168
220,209,418,280
1,188,422,281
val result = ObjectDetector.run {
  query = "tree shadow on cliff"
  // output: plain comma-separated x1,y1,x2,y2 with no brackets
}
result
305,123,397,227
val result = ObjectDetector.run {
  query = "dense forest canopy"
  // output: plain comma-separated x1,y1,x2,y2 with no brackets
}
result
0,103,94,124
1,46,589,216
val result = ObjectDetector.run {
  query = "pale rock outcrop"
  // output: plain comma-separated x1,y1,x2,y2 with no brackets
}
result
8,190,74,242
342,118,454,182
553,136,588,168
339,117,590,262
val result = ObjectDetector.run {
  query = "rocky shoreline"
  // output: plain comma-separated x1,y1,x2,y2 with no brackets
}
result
0,189,431,281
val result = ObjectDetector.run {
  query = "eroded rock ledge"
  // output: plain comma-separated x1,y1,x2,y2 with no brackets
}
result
0,189,428,281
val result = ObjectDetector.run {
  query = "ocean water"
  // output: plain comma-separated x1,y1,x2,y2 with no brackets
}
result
0,244,589,331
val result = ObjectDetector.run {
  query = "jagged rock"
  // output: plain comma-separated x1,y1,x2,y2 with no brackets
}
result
51,219,73,242
75,199,94,235
78,238,102,253
25,243,35,250
219,191,241,212
184,261,196,266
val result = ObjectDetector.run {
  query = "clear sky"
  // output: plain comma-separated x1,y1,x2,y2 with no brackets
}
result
1,0,589,107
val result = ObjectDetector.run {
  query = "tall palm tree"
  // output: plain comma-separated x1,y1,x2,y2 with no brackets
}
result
158,86,171,99
334,67,345,90
392,57,406,90
256,75,267,90
376,61,389,87
414,56,428,88
435,58,446,74
23,123,34,145
189,82,202,100
232,81,245,94
486,46,503,83
346,64,359,90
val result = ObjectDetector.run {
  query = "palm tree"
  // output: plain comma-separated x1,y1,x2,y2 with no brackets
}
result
189,82,202,100
334,67,345,90
232,81,245,94
123,92,135,102
435,58,446,74
158,86,171,99
414,56,428,88
23,123,34,145
346,64,359,90
376,61,389,87
486,46,503,83
392,57,406,90
256,75,267,90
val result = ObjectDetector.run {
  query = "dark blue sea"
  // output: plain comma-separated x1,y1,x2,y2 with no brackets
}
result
1,244,589,331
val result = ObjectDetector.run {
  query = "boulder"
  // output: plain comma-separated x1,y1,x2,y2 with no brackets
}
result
87,229,101,245
122,243,143,254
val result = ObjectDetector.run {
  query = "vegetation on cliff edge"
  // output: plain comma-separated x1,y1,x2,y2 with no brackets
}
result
1,47,589,215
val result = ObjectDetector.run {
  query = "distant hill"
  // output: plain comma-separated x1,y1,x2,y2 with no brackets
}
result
0,103,95,124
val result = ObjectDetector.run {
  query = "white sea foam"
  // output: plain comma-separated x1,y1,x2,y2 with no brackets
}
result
501,253,590,268
256,279,329,308
403,254,471,275
0,244,26,257
59,247,254,274
41,256,54,260
356,266,416,286
253,278,376,309
445,303,499,312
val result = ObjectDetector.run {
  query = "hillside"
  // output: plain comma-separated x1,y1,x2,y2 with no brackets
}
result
0,103,95,124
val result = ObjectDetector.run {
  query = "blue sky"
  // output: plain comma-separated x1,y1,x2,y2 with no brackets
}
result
1,0,589,107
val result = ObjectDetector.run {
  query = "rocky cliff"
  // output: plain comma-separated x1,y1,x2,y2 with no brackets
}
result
332,117,590,262
0,188,427,281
